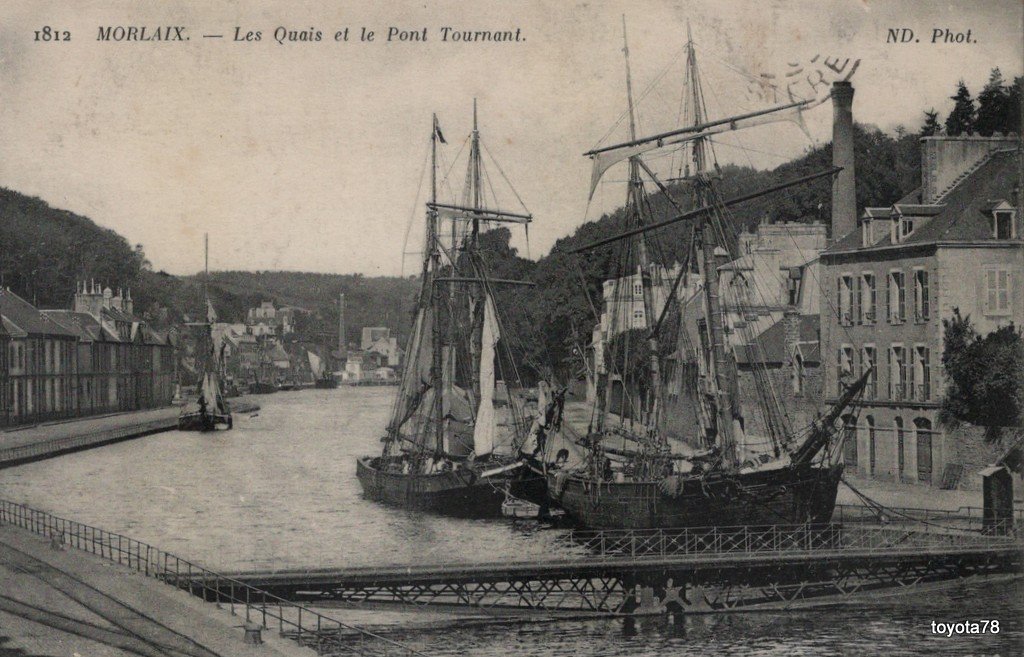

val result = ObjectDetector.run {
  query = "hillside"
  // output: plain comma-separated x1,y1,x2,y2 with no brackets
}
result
0,123,920,374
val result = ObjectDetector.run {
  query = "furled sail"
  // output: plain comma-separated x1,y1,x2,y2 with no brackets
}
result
471,294,500,456
587,97,824,198
388,306,434,441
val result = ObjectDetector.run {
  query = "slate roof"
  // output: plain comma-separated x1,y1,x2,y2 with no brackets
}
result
0,289,78,338
735,314,819,365
41,310,115,342
825,149,1021,255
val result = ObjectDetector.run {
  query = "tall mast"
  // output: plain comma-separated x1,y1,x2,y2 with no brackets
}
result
430,114,445,456
621,16,662,435
687,27,739,465
468,100,484,403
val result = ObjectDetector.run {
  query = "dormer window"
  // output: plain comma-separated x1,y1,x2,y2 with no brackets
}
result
994,210,1015,239
861,218,872,247
986,201,1016,239
890,209,917,243
995,212,1014,238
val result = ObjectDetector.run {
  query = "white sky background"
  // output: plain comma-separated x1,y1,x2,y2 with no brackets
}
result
1,0,1021,277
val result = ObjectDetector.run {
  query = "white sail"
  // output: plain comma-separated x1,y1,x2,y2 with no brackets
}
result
471,294,500,456
201,372,219,411
307,351,323,377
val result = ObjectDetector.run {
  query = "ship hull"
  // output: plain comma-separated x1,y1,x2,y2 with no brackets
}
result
356,456,545,518
547,463,842,529
178,411,232,432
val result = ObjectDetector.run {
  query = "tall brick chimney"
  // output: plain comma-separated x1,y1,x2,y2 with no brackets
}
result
831,81,856,241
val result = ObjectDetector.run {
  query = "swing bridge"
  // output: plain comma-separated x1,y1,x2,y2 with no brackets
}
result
207,511,1022,619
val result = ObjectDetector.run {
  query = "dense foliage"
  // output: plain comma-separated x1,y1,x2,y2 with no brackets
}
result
928,69,1022,137
940,309,1024,444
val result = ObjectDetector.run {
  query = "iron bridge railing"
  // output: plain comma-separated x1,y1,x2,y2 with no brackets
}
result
556,520,1019,561
0,498,422,656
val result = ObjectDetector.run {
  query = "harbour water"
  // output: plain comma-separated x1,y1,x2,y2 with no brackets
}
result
1,388,1020,655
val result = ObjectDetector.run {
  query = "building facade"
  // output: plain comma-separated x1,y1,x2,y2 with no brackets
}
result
0,282,174,427
0,288,79,425
820,136,1022,488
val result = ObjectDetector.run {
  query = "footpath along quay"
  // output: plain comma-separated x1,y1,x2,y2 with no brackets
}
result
0,398,261,469
0,500,424,656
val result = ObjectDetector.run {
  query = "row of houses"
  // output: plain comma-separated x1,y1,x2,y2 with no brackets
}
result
587,80,1021,490
0,282,175,427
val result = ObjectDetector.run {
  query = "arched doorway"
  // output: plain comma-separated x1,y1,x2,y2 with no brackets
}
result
865,415,876,476
914,417,933,484
894,417,905,480
842,414,857,472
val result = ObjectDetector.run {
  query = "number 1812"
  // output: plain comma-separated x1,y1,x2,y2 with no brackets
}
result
35,27,71,42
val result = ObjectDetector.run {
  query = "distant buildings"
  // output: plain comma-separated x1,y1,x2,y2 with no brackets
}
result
0,281,173,427
246,301,296,337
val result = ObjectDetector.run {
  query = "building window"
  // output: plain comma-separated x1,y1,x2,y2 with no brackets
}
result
837,345,855,396
793,353,805,395
913,270,930,322
861,218,873,247
887,271,906,324
993,210,1015,239
838,275,854,326
984,269,1011,316
633,282,643,297
912,346,931,401
786,268,802,307
889,345,906,401
861,345,877,398
860,273,876,325
632,309,644,327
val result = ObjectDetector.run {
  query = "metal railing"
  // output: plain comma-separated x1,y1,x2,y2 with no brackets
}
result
0,418,175,466
557,520,1018,561
833,503,1024,526
0,499,422,656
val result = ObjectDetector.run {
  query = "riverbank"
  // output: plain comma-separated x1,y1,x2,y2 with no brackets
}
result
0,397,262,469
0,522,312,657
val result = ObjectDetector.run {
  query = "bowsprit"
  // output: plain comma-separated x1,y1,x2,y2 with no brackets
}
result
96,26,188,41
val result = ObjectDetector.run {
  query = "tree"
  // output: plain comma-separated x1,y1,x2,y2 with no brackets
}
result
920,109,942,136
940,309,1024,443
945,81,976,136
976,68,1010,136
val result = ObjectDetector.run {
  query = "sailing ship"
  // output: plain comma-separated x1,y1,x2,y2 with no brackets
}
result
356,105,546,517
179,235,233,432
312,349,339,388
542,24,869,529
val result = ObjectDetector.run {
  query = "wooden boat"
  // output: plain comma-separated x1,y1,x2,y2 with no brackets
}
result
178,235,233,432
540,24,867,529
356,105,545,518
249,381,277,395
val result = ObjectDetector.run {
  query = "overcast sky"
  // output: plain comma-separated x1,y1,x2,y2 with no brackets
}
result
1,0,1021,277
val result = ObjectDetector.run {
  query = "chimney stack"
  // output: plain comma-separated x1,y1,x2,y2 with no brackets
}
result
338,293,347,361
831,81,856,241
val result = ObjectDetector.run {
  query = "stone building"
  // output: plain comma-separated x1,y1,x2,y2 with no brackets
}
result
43,282,174,416
0,317,10,426
246,301,296,337
0,288,78,425
820,134,1021,488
